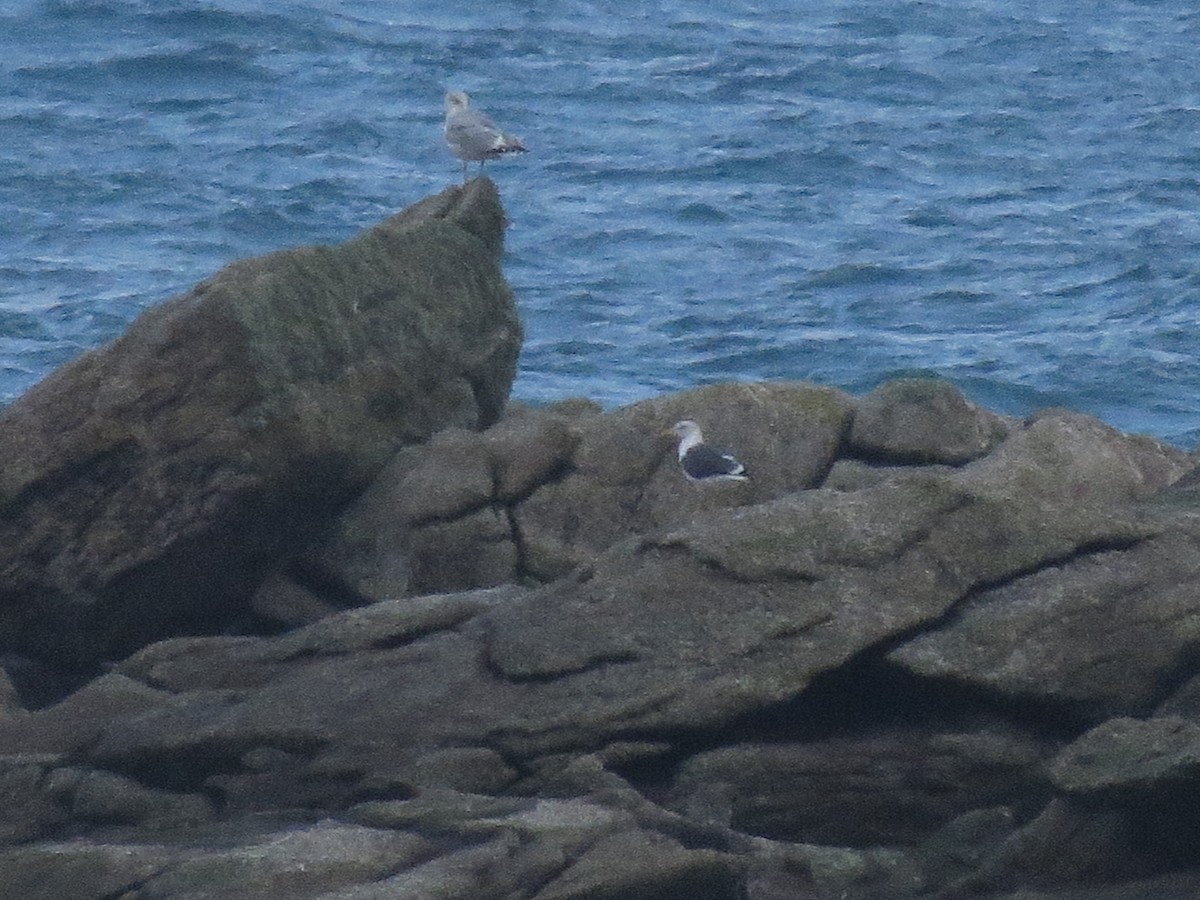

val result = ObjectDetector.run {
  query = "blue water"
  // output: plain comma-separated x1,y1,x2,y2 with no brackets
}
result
3,1,1199,447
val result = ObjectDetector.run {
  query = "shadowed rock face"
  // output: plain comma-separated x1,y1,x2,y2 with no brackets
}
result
0,179,520,672
6,183,1200,899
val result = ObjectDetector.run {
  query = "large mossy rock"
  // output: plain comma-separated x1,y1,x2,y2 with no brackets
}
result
0,179,520,670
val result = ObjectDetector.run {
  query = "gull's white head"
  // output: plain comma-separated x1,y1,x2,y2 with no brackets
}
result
445,91,470,114
671,420,704,446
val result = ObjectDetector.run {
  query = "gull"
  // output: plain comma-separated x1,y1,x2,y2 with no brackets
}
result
443,91,526,182
669,420,750,483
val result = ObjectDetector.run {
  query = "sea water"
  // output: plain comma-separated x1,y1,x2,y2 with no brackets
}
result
3,0,1199,446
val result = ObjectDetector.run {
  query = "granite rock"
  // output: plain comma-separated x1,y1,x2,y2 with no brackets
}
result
3,185,1200,899
0,179,520,674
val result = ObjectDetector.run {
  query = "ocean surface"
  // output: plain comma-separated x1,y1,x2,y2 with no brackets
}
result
3,1,1199,447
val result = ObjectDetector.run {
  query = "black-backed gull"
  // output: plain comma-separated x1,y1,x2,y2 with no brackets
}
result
670,420,749,483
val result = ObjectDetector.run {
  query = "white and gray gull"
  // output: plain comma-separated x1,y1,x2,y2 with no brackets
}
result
670,420,749,483
443,91,526,181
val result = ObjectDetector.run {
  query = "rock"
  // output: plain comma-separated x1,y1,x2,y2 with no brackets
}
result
310,382,852,597
310,406,584,598
0,672,169,756
0,820,432,900
530,830,743,900
823,456,956,491
937,719,1200,896
937,797,1144,897
44,765,215,827
319,831,561,900
484,469,1153,751
957,408,1191,505
350,790,551,834
0,668,22,715
974,871,1200,899
1156,672,1200,719
0,655,75,710
839,401,1189,507
0,755,70,846
0,839,181,900
1048,716,1200,801
405,507,521,594
109,635,272,692
48,461,1149,811
513,381,854,580
78,587,517,699
348,792,732,900
143,821,430,900
849,377,1010,465
354,746,518,795
262,586,521,662
250,572,344,629
888,524,1200,719
912,806,1020,891
883,409,1198,720
1169,457,1200,489
5,222,1200,900
0,178,521,675
666,731,1047,847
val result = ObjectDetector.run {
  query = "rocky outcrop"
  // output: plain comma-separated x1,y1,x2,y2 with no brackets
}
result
1,371,1198,897
310,381,854,599
4,182,1200,898
0,180,520,674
